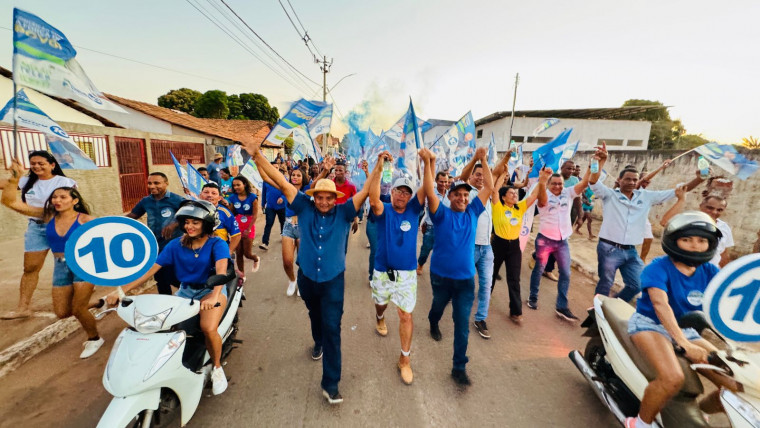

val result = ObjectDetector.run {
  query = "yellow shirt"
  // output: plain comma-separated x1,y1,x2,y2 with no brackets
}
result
492,199,527,240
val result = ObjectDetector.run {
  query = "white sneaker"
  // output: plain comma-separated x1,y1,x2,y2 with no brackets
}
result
211,366,228,395
286,281,297,296
297,286,300,297
80,337,105,359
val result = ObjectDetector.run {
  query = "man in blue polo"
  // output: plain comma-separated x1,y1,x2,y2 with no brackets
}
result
245,138,386,405
423,147,493,387
127,172,184,295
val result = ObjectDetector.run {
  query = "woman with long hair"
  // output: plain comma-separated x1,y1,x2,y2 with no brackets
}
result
224,175,261,281
0,153,76,320
2,179,104,358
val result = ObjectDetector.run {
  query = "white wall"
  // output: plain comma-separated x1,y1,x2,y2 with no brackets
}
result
0,76,103,126
96,105,173,135
475,116,651,153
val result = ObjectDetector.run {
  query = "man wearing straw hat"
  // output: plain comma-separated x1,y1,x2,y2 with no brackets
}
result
244,139,388,405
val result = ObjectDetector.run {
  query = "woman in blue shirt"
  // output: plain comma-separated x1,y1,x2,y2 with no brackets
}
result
108,200,232,395
626,211,738,428
224,176,261,278
219,167,233,198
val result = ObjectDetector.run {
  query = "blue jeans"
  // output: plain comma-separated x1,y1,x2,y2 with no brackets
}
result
262,207,285,245
428,273,475,371
417,224,435,267
594,241,644,302
365,220,378,280
298,269,344,395
529,234,572,310
474,244,494,321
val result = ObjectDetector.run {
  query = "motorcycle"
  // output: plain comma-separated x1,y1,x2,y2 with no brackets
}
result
95,264,244,427
570,295,760,428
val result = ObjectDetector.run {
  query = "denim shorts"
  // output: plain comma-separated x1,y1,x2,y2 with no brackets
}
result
24,220,50,252
52,257,84,286
282,220,300,240
176,284,229,300
628,312,701,342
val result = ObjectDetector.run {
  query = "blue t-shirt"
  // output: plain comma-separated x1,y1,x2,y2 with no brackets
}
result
156,236,230,285
285,184,310,217
375,197,423,272
263,182,286,210
636,256,720,323
368,194,391,223
219,177,233,197
213,205,240,242
206,161,226,184
430,197,485,280
289,192,357,282
129,192,185,250
227,193,257,216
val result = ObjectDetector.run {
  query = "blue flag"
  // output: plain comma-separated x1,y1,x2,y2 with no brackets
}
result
488,132,497,168
265,98,327,146
694,142,759,180
187,162,207,196
170,151,194,198
529,128,573,178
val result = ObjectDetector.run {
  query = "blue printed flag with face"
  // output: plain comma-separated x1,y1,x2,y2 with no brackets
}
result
12,9,124,112
694,142,759,180
508,144,523,176
0,89,96,169
487,132,497,168
431,111,476,177
239,158,264,191
226,144,245,166
169,151,193,198
308,104,332,140
529,128,573,178
186,162,207,196
265,98,327,146
531,118,560,137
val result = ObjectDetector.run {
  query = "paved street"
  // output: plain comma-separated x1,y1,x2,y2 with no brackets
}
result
0,224,617,428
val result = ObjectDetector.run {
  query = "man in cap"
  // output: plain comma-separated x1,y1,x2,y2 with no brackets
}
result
423,147,493,387
244,138,387,405
369,158,425,385
206,152,226,184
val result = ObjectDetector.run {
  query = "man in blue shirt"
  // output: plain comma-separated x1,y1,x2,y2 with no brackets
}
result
369,165,425,385
245,138,385,405
206,152,226,184
127,172,184,294
259,167,287,250
422,147,493,387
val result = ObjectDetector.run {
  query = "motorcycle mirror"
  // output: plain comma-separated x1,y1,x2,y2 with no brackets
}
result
678,312,711,333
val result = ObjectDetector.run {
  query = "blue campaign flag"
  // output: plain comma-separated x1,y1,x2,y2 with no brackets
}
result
265,98,327,146
435,112,476,176
488,132,497,168
529,128,573,178
187,162,207,196
0,89,96,169
559,140,580,165
531,118,560,137
694,142,759,180
508,145,523,176
169,151,193,198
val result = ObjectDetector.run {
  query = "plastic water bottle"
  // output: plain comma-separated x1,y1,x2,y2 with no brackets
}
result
382,162,392,184
590,158,599,174
698,156,710,179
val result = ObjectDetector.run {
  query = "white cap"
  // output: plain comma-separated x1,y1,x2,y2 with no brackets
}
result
392,177,415,192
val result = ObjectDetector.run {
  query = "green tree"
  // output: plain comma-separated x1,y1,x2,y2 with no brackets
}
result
622,99,684,149
233,93,279,124
283,135,294,156
193,90,230,119
157,88,202,113
227,94,245,120
674,134,708,150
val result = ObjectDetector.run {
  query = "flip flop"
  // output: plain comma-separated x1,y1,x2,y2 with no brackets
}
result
0,310,32,320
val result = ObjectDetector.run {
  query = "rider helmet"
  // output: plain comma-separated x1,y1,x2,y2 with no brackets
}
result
175,200,218,235
661,211,722,267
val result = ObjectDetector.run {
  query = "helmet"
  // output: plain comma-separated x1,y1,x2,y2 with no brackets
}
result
661,211,722,267
175,200,218,235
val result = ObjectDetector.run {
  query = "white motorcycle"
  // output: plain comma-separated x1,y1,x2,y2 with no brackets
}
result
570,295,760,427
96,266,243,427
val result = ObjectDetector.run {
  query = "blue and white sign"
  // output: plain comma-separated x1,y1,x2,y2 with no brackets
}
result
64,217,159,286
703,253,760,342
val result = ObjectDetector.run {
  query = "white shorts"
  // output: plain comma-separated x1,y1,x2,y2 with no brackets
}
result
370,269,417,313
644,219,653,240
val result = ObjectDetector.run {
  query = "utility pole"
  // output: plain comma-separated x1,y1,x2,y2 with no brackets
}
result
316,55,333,154
507,73,519,150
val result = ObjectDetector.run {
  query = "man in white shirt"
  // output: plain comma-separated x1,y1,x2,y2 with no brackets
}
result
528,167,591,321
700,195,733,267
589,147,704,302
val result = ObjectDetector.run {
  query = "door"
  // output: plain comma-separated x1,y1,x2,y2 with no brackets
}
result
114,137,148,212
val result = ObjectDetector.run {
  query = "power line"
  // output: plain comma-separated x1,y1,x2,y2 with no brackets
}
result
285,0,325,58
219,0,321,87
276,0,320,60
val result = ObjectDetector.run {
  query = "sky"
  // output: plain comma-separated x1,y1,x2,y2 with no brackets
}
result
2,0,758,142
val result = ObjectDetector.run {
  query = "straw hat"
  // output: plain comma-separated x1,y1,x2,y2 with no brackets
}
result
305,179,345,198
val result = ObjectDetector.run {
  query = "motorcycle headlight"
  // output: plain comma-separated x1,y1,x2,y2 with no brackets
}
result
721,390,760,427
106,331,125,381
144,331,186,381
133,308,172,333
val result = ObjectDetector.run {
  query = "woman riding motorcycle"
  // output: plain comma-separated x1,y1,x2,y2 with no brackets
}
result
107,200,231,395
625,211,740,428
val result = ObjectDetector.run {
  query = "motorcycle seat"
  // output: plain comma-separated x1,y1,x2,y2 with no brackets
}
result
600,296,704,397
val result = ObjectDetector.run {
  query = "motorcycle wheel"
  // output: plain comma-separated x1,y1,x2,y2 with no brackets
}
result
584,336,605,367
128,389,180,428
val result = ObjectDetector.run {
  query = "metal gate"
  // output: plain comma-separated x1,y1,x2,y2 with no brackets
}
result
114,137,148,212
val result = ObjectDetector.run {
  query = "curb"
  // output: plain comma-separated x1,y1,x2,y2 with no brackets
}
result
0,281,155,379
570,258,624,290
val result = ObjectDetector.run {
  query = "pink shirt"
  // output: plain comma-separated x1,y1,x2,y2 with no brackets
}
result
537,187,578,241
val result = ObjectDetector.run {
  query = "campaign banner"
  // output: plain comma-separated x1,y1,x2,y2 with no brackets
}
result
559,140,580,165
12,9,124,112
291,125,320,163
0,89,96,169
186,162,207,196
239,158,264,191
169,151,195,198
694,142,759,180
265,98,327,146
529,128,573,178
531,118,560,137
431,111,476,177
487,132,497,168
226,144,245,167
508,145,523,176
308,104,332,140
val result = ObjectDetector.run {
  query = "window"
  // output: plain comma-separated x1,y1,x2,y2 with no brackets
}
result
598,139,624,146
71,134,110,166
476,129,483,138
627,139,644,147
0,127,110,168
526,136,553,144
151,140,205,165
510,136,525,144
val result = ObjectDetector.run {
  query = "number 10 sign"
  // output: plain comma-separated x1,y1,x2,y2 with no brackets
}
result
703,253,760,342
64,217,159,286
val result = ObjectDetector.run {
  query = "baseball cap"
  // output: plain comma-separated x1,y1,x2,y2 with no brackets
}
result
449,180,472,193
392,177,415,193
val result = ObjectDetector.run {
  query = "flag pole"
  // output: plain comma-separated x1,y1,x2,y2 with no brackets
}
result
669,147,697,163
506,73,519,149
12,75,19,162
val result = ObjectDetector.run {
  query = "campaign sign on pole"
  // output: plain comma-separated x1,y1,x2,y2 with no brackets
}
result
64,217,159,286
702,253,760,342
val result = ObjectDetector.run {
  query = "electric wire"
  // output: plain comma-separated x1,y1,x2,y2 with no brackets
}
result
276,0,319,60
285,0,325,58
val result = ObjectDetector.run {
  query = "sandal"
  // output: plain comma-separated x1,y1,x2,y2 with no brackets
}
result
252,256,261,273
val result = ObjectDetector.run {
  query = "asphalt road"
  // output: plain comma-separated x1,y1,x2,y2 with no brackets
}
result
0,225,618,428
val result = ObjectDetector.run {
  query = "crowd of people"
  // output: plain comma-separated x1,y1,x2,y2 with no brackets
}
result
0,139,742,425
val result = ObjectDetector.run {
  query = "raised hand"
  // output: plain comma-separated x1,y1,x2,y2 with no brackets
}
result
474,147,487,160
538,166,553,183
